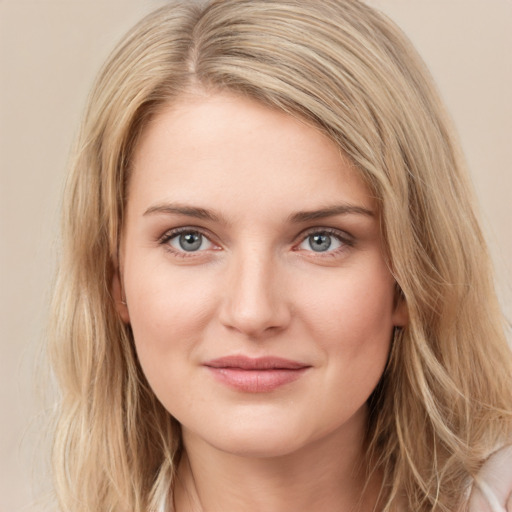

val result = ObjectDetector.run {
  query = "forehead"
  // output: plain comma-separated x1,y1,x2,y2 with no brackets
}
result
128,91,374,218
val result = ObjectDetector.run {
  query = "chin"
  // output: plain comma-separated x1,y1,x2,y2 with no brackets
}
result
208,430,306,459
184,416,310,459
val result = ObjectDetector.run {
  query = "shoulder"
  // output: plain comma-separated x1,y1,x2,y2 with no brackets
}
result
469,445,512,512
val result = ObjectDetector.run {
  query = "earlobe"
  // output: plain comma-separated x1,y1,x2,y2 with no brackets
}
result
393,300,408,327
112,269,130,324
392,287,409,327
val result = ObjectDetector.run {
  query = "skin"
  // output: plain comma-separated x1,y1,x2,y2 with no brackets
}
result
114,90,407,512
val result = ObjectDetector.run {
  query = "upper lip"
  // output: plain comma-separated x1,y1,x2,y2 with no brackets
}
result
204,355,310,370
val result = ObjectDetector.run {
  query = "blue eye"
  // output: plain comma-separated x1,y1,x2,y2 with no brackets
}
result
298,232,344,253
167,231,214,252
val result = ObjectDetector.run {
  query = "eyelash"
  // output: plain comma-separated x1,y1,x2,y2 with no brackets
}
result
158,227,218,258
296,228,354,257
158,226,354,258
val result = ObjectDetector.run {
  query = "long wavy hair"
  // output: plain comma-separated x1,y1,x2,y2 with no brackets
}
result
49,1,512,511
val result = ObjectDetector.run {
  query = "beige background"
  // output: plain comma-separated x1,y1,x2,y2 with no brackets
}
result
1,1,511,510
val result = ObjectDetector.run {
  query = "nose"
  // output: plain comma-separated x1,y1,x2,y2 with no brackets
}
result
218,249,291,339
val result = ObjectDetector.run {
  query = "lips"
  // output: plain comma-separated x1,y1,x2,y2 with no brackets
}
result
203,356,311,392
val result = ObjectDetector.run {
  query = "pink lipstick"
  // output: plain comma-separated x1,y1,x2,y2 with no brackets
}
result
203,356,310,392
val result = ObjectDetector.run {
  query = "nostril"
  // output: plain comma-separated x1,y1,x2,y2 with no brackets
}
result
219,288,291,338
218,254,292,337
220,307,289,338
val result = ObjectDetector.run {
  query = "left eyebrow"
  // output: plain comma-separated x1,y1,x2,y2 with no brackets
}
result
288,204,374,223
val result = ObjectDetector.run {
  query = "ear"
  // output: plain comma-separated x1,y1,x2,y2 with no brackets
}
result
112,268,130,324
392,287,409,327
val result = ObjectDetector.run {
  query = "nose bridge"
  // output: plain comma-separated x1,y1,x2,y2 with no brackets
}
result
220,243,290,337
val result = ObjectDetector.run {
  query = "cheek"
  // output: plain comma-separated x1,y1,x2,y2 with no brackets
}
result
303,264,396,339
300,266,396,383
126,260,214,331
124,263,217,386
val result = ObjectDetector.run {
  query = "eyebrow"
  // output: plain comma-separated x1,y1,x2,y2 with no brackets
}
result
288,204,374,223
143,202,374,223
143,203,225,223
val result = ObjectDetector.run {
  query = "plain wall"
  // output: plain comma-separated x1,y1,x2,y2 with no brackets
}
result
1,1,511,510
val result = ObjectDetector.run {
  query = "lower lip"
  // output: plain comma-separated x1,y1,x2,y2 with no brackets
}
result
205,367,308,392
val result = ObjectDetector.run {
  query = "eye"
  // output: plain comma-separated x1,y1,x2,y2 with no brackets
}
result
165,230,215,253
297,231,346,253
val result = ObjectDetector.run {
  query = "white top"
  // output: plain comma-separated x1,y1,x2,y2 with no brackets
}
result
157,446,512,512
468,445,512,512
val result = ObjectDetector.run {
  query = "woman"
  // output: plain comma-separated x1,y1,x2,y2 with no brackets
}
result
49,1,512,511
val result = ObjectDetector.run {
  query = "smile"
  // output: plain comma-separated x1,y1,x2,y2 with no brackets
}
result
203,356,311,393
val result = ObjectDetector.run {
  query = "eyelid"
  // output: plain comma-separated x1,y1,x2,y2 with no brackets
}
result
158,226,221,255
157,225,354,257
298,226,353,241
293,227,354,253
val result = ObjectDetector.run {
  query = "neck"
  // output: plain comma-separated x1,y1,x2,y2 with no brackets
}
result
172,411,382,512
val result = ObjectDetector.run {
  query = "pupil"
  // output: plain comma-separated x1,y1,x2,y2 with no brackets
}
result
179,232,202,251
310,234,331,252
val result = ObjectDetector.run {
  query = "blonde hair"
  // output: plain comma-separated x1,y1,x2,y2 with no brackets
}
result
49,1,512,511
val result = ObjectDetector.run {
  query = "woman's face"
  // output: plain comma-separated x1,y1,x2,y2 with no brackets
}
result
116,91,407,457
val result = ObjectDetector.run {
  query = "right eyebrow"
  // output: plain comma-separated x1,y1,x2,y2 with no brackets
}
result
143,203,225,223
